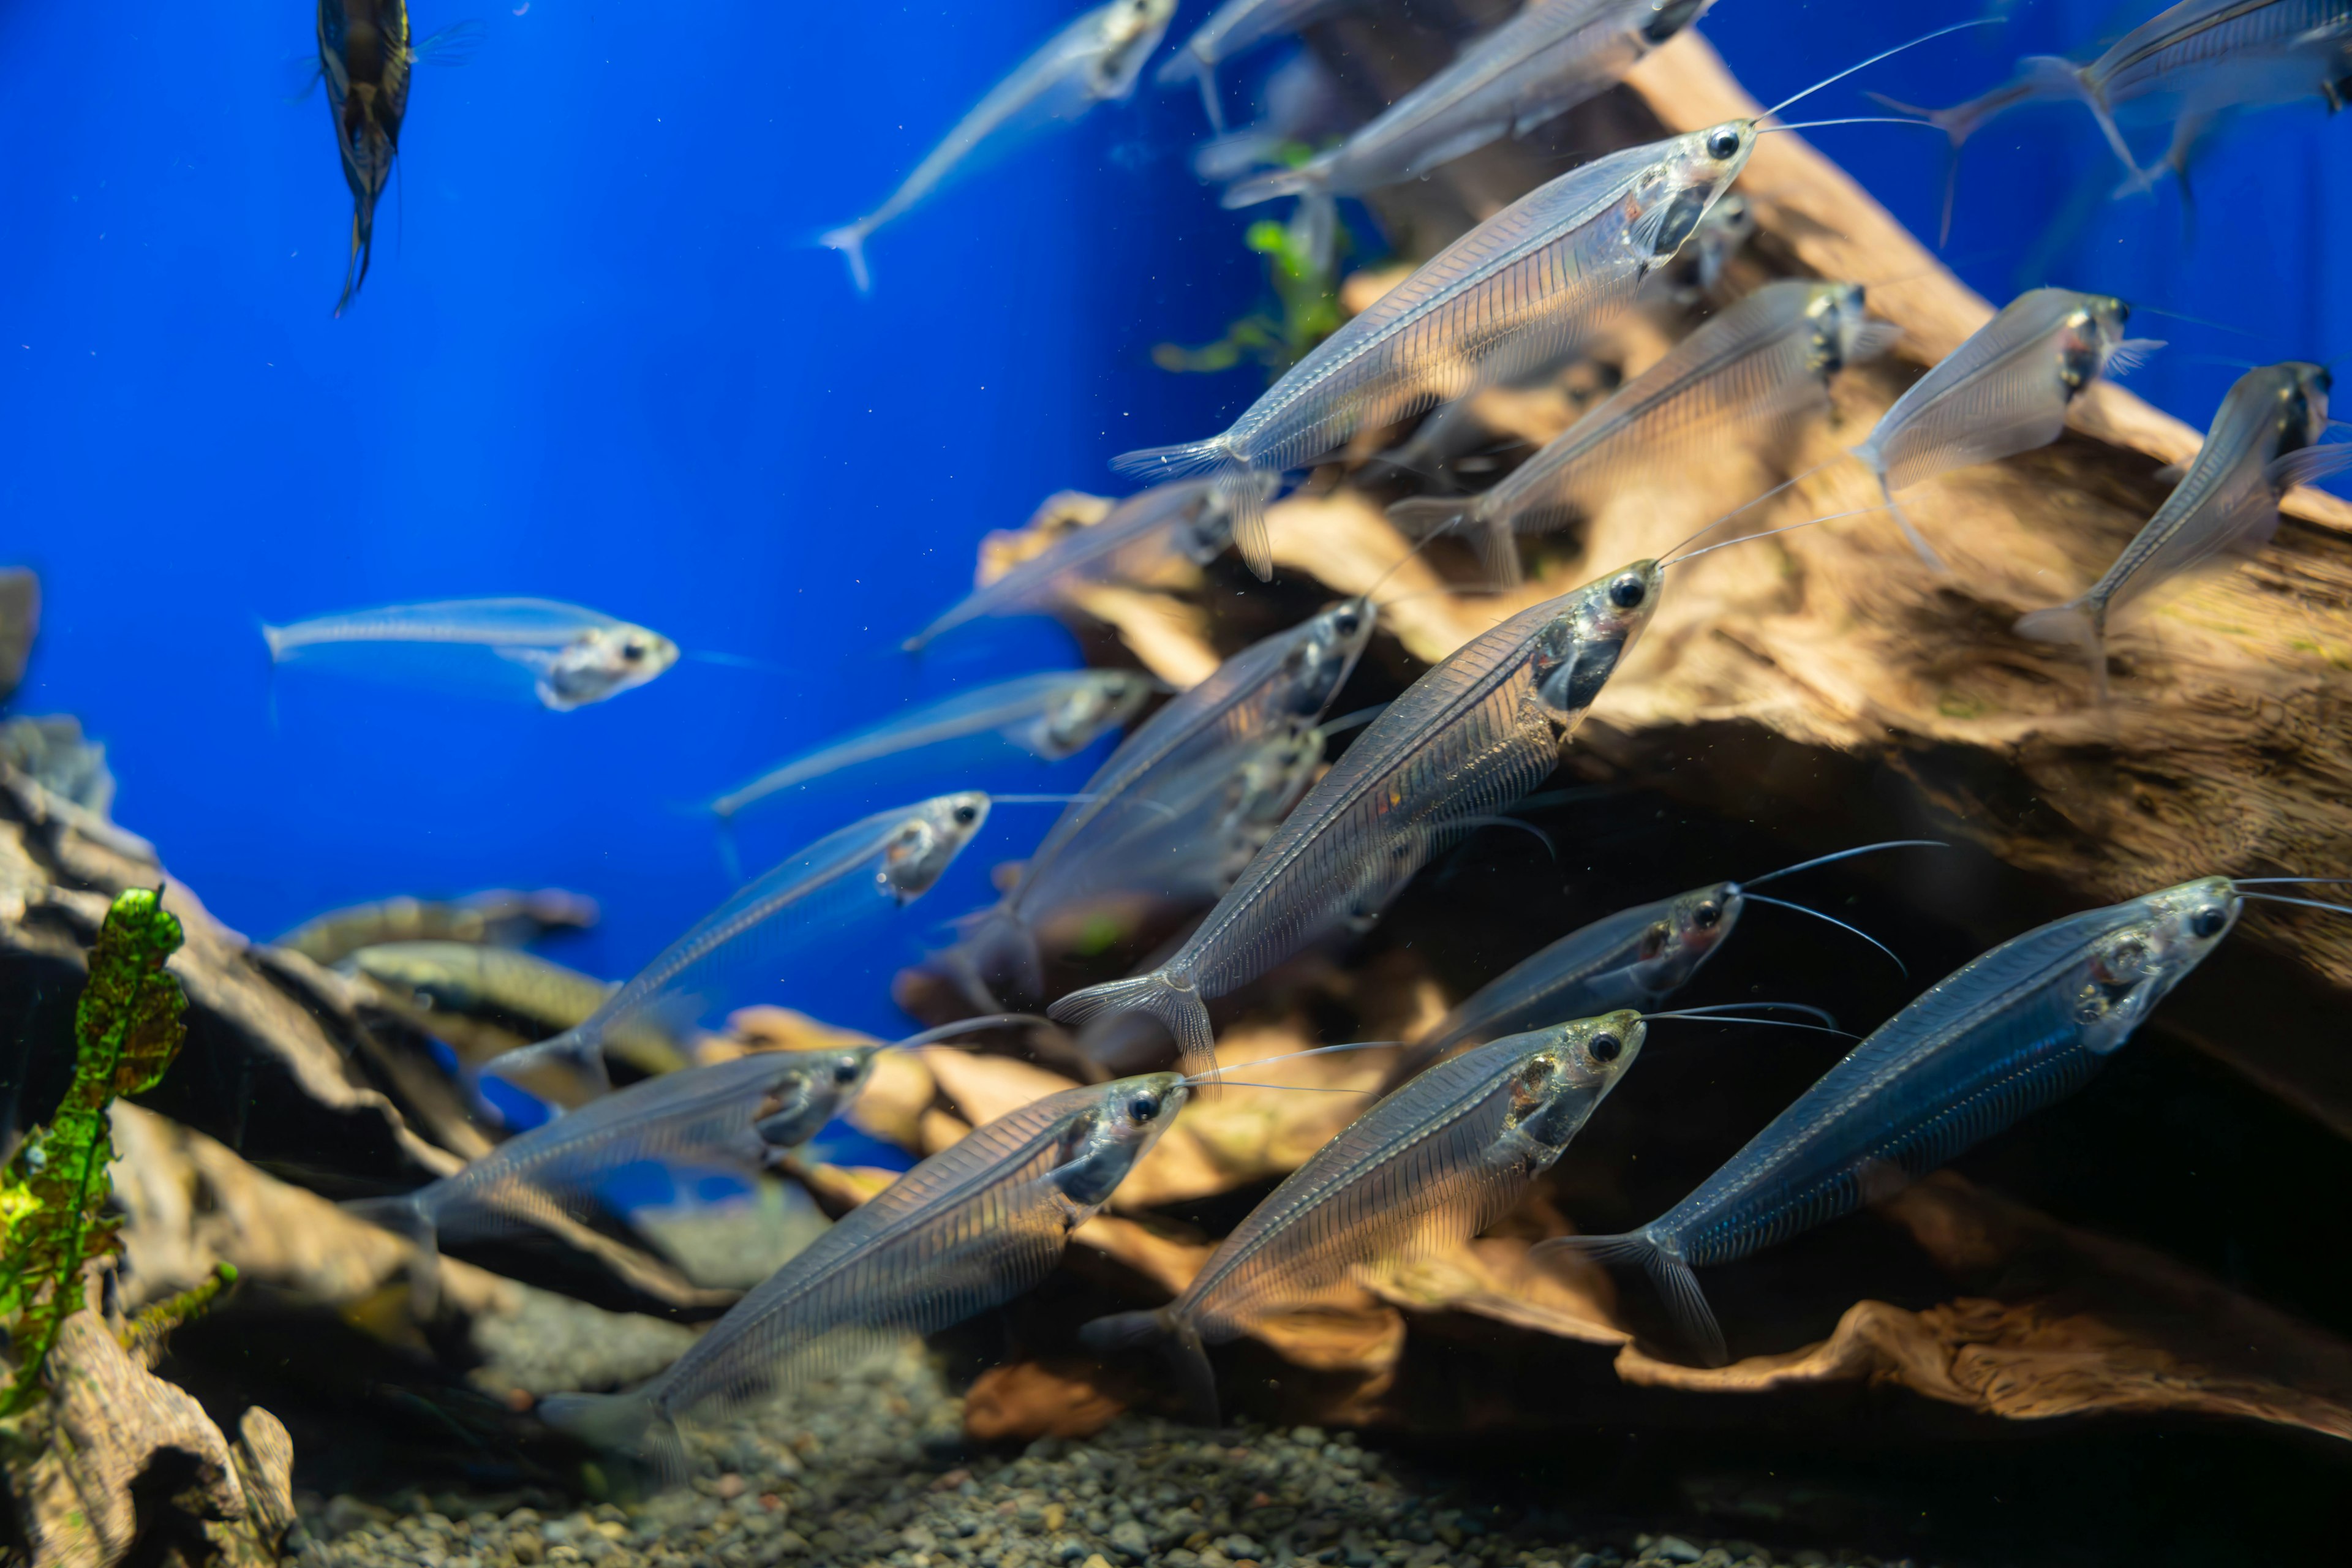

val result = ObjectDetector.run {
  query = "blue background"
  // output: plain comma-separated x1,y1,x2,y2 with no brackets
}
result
1,0,2343,1039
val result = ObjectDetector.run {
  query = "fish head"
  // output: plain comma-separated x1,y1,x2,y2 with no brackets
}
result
2056,294,2133,391
1236,723,1326,827
877,793,992,903
1044,672,1158,755
2276,361,2333,455
1528,561,1664,720
1632,881,1743,990
1504,1010,1646,1150
2073,877,2239,1054
1804,282,1893,377
1640,0,1716,47
1092,0,1181,99
1281,597,1378,718
540,622,680,708
1050,1072,1189,1208
752,1046,880,1148
1632,123,1755,270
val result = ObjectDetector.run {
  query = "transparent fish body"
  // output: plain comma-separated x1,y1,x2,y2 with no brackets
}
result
260,597,680,710
1551,878,2244,1365
1082,1014,1640,1420
485,794,992,1095
1049,562,1665,1077
1191,54,1351,183
1393,281,1895,584
2017,363,2344,693
709,670,1154,820
1386,883,1738,1088
538,1074,1186,1466
905,480,1256,650
1851,289,2155,569
1160,0,1366,130
820,0,1177,291
346,941,688,1075
1132,121,1756,575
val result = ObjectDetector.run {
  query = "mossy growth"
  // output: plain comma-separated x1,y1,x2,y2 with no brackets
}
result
1155,204,1351,380
0,886,190,1414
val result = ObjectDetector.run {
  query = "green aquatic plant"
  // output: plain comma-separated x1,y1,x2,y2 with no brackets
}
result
1154,208,1349,380
0,886,189,1413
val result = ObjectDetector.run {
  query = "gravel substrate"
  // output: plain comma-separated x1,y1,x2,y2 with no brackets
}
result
299,1340,1926,1568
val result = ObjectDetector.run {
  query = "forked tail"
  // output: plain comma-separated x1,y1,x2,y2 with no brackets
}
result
481,1024,614,1100
1867,469,1948,573
1869,56,2105,240
1111,439,1272,579
341,1194,442,1319
1047,967,1216,1082
1223,154,1330,212
536,1391,687,1485
820,221,876,294
1534,1229,1727,1368
2013,599,2109,701
335,204,375,318
1384,498,1521,587
1156,48,1225,134
1079,1306,1219,1426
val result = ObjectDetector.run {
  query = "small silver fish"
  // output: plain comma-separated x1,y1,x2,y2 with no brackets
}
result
709,669,1155,820
346,940,691,1082
277,887,598,966
2017,361,2345,698
1120,119,1757,576
1891,0,2352,221
1159,0,1367,131
904,479,1267,651
820,0,1177,292
484,793,992,1096
1542,878,2253,1366
1084,1011,1642,1422
1049,562,1665,1077
536,1071,1188,1474
261,597,680,710
1392,281,1896,585
1850,289,2161,570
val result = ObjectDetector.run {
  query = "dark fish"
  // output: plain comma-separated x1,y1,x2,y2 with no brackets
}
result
276,887,599,967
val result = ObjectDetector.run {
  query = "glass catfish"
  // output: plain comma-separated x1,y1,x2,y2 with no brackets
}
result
537,1073,1189,1477
2018,361,2346,698
1049,562,1665,1079
1085,1012,1644,1423
261,597,680,711
1850,289,2160,570
1117,120,1760,577
1541,878,2252,1366
1158,0,1372,132
820,0,1176,292
484,794,993,1096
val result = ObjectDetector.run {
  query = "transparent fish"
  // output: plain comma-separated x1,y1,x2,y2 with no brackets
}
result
709,670,1156,821
345,1022,959,1313
2018,361,2346,698
1190,53,1353,184
1084,1012,1642,1422
1049,562,1665,1077
261,597,680,711
946,600,1374,1005
1220,0,1716,228
276,887,598,967
1121,119,1757,576
1652,190,1758,304
820,0,1177,292
1392,281,1897,585
344,941,690,1086
1159,0,1369,132
1889,0,2352,217
536,1071,1188,1475
904,479,1267,651
1542,878,2252,1366
1850,289,2161,570
484,794,993,1096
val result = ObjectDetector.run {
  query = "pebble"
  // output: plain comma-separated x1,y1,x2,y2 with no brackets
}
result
296,1340,1939,1568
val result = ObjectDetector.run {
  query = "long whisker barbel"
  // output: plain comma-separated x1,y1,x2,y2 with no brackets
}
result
1657,456,1844,565
895,1013,1054,1050
2236,892,2352,918
1640,1009,1859,1039
2231,876,2352,886
1180,1038,1404,1087
1757,117,1945,136
1745,839,1947,887
1667,505,1890,568
1645,1000,1841,1028
1743,894,1909,977
1758,18,2001,121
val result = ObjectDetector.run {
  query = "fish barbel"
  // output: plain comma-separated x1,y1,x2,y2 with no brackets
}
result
1048,561,1665,1079
2017,361,2346,698
483,794,993,1096
536,1071,1187,1476
1084,1011,1643,1422
1159,0,1370,131
261,597,680,710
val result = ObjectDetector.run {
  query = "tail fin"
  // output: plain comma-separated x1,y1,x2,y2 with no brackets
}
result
1876,472,1948,573
482,1025,612,1100
820,222,874,294
1110,440,1272,579
342,1194,442,1318
2013,600,2109,700
1080,1307,1218,1426
1290,187,1338,277
1048,968,1215,1082
260,622,289,662
1871,56,2091,242
1222,156,1330,211
334,204,374,318
1535,1230,1727,1368
1385,496,1469,539
1156,50,1225,134
537,1392,687,1485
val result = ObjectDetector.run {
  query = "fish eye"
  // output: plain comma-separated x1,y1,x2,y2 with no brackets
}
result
1127,1093,1159,1123
2190,906,2227,939
953,804,979,826
1333,609,1360,635
622,640,646,662
832,1057,861,1084
1707,128,1740,159
1608,573,1646,609
1694,901,1721,929
1589,1032,1623,1063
